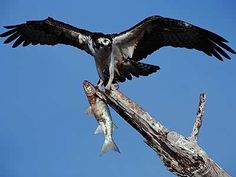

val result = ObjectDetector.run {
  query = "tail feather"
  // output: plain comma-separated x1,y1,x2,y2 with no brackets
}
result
100,138,120,155
129,60,160,77
103,60,160,85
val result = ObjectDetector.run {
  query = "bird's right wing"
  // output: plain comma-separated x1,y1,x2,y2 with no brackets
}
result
112,15,235,61
0,17,96,56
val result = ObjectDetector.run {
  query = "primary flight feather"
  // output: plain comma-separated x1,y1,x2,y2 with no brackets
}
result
1,15,235,89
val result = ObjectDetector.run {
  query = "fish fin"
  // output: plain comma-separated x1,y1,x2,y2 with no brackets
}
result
84,106,93,116
112,123,118,131
100,139,120,155
94,125,103,134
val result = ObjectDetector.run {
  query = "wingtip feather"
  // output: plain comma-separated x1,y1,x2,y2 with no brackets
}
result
0,29,17,37
3,24,21,29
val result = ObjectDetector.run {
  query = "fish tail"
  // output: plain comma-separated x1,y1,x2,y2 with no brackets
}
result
100,138,120,155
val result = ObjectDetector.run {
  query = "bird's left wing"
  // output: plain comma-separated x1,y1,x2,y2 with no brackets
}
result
0,17,96,56
112,15,235,61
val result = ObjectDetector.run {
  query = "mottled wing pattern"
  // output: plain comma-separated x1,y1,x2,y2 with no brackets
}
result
0,17,95,56
113,15,235,61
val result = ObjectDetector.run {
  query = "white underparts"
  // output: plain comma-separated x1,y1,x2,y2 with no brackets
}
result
106,54,114,89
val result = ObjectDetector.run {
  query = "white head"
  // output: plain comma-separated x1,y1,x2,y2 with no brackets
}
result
93,37,112,56
97,37,111,46
94,37,111,50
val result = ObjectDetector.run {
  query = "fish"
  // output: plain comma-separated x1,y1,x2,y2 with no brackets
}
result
83,80,120,155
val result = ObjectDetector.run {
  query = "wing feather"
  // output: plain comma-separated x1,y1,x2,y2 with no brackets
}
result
3,32,19,44
0,28,17,37
23,40,31,47
113,15,235,61
0,17,95,56
13,36,25,48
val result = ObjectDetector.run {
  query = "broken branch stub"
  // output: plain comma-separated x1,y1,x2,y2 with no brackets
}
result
189,93,206,142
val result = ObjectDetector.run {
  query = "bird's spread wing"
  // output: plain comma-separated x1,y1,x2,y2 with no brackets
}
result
0,17,95,56
112,15,235,61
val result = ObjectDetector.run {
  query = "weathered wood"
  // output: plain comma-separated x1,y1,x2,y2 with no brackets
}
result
84,81,231,177
189,93,206,142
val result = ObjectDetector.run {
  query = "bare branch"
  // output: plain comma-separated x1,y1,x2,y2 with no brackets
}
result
83,81,231,177
189,93,206,142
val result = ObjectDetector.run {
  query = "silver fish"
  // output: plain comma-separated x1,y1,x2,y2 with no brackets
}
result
83,80,120,155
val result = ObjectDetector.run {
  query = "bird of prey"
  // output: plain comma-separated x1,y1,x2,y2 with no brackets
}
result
1,15,235,89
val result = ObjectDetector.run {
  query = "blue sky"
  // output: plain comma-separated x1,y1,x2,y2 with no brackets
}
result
0,1,236,177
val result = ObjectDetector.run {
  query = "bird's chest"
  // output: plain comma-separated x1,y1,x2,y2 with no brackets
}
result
94,51,111,71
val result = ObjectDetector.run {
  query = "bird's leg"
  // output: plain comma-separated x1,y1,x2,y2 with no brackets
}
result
97,79,104,90
111,83,119,90
105,57,115,90
95,60,106,90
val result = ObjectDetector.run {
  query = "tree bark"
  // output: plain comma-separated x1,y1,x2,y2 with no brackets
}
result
84,81,231,177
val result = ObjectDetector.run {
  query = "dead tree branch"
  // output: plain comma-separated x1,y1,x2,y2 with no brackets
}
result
84,81,231,177
189,93,206,142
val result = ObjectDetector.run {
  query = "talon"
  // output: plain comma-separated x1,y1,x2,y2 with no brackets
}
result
105,83,118,91
112,83,119,90
97,79,104,90
105,83,111,90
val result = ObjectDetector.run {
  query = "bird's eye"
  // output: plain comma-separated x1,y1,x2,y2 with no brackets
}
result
103,39,110,45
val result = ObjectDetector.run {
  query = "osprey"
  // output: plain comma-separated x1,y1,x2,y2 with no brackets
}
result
1,15,235,89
